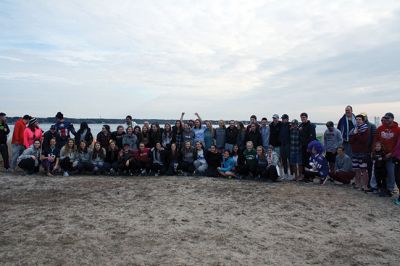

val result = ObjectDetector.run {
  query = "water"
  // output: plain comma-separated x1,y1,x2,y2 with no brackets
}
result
6,123,327,138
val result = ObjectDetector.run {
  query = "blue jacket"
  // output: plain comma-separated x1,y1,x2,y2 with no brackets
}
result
220,157,235,172
309,153,328,177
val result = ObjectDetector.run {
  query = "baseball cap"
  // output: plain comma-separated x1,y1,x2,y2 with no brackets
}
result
272,114,279,119
50,125,56,130
281,114,289,120
383,112,394,119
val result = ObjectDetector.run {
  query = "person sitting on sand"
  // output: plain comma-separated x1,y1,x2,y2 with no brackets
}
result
74,140,94,174
40,137,60,176
304,140,328,184
329,146,355,185
255,146,268,180
180,141,195,176
193,141,208,176
150,142,167,176
92,142,107,175
166,143,180,176
240,141,257,179
218,150,236,178
118,143,134,175
104,140,120,175
324,121,343,174
133,142,151,175
205,144,221,177
59,138,76,177
17,140,42,175
265,145,280,182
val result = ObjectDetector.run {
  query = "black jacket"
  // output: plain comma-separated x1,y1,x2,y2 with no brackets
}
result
111,131,126,149
0,122,10,144
225,127,239,145
245,130,262,147
106,148,120,163
75,128,94,147
42,130,58,151
269,122,281,147
299,121,316,146
206,150,222,168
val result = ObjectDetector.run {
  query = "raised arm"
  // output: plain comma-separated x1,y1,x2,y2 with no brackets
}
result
180,112,185,124
194,112,202,123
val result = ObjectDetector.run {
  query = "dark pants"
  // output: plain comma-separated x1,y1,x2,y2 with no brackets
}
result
180,161,194,174
394,159,400,193
375,167,387,191
301,145,311,169
134,160,151,172
104,161,119,171
152,163,167,175
280,144,290,175
0,143,10,169
60,158,74,172
206,166,219,177
18,158,39,174
166,161,179,175
77,162,94,173
42,159,56,172
329,171,355,184
239,164,257,178
260,165,278,181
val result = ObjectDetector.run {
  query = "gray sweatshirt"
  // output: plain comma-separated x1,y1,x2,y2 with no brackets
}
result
17,145,41,166
74,149,93,164
60,146,76,161
335,154,353,172
324,128,343,152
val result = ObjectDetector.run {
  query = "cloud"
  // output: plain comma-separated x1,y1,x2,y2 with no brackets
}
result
0,0,400,121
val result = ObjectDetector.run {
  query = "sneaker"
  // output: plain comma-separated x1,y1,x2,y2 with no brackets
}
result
63,171,69,177
394,198,400,206
140,169,146,175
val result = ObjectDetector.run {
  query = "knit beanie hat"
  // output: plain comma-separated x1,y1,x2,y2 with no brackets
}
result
28,117,38,127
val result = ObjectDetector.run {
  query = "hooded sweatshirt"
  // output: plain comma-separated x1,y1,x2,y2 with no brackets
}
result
17,144,41,166
375,121,400,154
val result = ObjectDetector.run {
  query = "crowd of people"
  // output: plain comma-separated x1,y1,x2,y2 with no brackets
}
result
0,107,399,205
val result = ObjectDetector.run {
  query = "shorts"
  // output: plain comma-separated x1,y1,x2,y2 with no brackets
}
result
290,152,302,165
352,153,368,169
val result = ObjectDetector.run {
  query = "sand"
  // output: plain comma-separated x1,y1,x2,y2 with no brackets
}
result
0,172,399,265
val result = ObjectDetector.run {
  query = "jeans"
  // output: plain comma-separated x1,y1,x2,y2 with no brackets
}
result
193,160,208,174
386,159,395,192
11,144,25,170
343,142,353,158
224,143,234,152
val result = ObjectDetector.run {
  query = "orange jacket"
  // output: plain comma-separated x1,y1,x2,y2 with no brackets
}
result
11,119,26,145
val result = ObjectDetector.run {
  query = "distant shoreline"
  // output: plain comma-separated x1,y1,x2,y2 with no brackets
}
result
4,117,327,126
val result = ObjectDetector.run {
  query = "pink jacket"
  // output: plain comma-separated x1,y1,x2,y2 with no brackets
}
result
23,127,43,148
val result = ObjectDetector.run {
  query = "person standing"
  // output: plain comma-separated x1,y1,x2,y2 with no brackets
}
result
269,114,281,154
337,105,356,158
280,114,291,179
54,112,76,149
245,123,262,148
289,119,302,181
126,115,138,128
225,120,238,152
374,112,400,195
246,115,260,132
323,121,343,173
349,114,371,191
75,122,94,148
96,125,112,149
11,115,30,170
299,113,316,178
23,117,43,149
111,125,126,150
0,112,10,170
259,117,270,150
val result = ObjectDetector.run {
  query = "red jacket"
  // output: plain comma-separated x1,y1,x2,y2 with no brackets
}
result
349,127,370,154
133,148,151,162
11,119,26,145
375,121,400,154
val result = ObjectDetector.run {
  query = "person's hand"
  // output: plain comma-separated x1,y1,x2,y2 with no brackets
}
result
385,153,392,159
125,161,130,167
195,112,199,116
31,156,36,160
217,167,221,170
354,128,358,134
181,112,185,116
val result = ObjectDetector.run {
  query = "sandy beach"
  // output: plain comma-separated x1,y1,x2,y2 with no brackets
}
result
0,172,399,265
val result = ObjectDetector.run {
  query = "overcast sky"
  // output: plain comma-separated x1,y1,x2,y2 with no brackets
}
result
1,0,400,123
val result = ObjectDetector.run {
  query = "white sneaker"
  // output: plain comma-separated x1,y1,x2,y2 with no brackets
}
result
63,171,69,177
